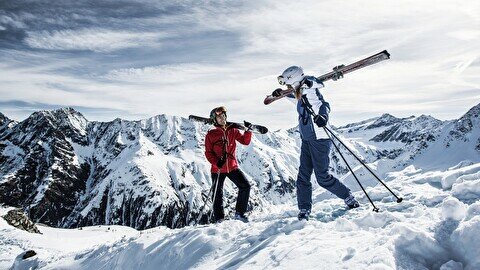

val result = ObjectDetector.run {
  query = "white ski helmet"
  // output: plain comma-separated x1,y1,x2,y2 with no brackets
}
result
278,66,304,86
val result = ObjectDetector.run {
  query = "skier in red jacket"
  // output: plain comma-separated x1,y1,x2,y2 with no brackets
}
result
205,106,252,223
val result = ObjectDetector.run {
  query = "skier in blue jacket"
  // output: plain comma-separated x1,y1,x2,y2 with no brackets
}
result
273,66,359,220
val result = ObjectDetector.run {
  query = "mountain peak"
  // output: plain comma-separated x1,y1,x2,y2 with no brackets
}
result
30,107,84,120
449,102,480,138
0,112,9,124
337,116,378,130
23,107,89,138
365,113,402,130
414,114,441,123
379,113,395,118
0,112,15,135
458,102,480,121
46,107,85,119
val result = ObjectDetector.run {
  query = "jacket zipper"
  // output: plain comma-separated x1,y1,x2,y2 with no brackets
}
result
223,128,230,173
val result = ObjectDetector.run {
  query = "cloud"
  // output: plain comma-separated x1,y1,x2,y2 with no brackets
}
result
0,100,137,122
0,14,27,29
24,28,165,52
0,0,479,129
103,63,228,84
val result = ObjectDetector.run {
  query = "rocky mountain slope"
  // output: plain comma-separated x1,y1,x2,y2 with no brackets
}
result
1,103,479,230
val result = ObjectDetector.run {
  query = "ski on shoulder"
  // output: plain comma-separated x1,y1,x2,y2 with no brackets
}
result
189,115,269,134
264,50,391,105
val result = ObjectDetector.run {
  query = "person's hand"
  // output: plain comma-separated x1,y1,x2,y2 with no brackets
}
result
272,88,282,97
216,158,226,168
314,114,328,127
332,70,344,81
243,121,252,131
300,79,313,89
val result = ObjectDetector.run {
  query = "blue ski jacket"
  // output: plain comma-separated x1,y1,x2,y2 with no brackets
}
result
287,76,331,141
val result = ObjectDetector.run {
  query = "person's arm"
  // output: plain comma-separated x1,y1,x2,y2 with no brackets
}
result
204,132,220,165
235,128,252,145
310,89,330,127
302,76,324,90
286,93,295,99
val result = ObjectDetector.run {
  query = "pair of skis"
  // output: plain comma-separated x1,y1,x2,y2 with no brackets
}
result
264,50,390,105
190,50,391,133
188,115,269,134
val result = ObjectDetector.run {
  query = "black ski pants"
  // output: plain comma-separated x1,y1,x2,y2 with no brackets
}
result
211,169,251,221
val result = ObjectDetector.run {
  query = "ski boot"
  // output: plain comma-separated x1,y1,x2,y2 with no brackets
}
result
297,209,310,221
234,212,249,223
345,194,360,209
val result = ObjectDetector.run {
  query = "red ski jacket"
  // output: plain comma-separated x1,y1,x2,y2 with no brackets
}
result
205,125,252,173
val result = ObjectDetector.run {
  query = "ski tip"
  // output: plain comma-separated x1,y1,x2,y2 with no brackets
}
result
381,50,391,58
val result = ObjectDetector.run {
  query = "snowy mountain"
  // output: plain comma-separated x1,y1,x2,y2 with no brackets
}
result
1,103,479,232
0,108,299,230
1,104,480,269
0,112,15,137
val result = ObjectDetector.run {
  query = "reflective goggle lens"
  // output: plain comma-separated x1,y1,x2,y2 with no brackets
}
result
277,76,285,85
215,107,226,115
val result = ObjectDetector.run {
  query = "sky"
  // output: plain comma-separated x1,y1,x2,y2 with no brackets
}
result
0,0,479,130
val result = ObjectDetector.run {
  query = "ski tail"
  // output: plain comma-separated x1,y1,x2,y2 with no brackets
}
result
189,115,213,125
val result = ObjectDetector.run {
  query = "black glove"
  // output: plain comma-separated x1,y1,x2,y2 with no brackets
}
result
216,158,226,168
301,79,313,89
272,88,282,97
314,114,328,127
244,121,252,131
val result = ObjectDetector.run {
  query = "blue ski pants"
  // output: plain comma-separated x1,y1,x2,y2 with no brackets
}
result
297,139,351,211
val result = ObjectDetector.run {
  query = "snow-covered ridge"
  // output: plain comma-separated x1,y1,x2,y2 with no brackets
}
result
1,103,479,231
2,160,480,269
0,108,300,230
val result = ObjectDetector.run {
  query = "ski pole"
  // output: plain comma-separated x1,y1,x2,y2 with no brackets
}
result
323,127,379,212
209,172,222,222
196,183,215,225
323,126,403,203
299,95,401,206
299,96,378,210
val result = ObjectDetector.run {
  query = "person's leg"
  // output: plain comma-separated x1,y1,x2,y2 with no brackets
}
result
310,139,351,200
227,169,251,215
297,140,314,212
211,172,227,221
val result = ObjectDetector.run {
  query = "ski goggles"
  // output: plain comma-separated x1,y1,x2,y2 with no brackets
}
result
277,75,286,85
214,106,227,116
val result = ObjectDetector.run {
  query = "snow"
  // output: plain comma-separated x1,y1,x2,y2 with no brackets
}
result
1,106,479,269
450,216,480,269
0,141,25,184
32,172,53,205
2,155,480,269
441,197,467,221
